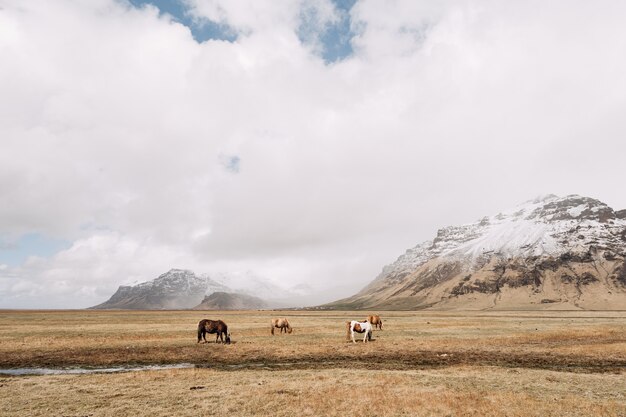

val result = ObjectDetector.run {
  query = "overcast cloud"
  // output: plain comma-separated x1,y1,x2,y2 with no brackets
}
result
1,0,626,308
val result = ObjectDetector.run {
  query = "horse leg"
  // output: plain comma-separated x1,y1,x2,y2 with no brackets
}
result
351,330,356,344
198,329,207,343
271,326,275,335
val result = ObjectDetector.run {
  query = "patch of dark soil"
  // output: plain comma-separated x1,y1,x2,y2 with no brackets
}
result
5,345,622,375
559,251,594,263
536,259,560,272
515,269,543,288
194,350,626,374
579,272,598,285
615,263,626,287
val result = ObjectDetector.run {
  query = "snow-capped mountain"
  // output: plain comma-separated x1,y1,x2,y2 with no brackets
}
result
328,195,626,310
91,269,229,310
91,268,303,310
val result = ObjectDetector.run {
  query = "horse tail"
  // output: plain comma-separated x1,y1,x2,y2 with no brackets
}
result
220,323,228,343
223,323,228,343
197,323,203,342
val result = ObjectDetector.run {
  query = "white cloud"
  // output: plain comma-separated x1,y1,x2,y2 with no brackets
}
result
1,0,626,307
184,0,338,35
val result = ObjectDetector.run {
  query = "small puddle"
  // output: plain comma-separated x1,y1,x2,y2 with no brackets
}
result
0,363,195,376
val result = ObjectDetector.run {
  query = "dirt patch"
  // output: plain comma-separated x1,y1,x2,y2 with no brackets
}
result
193,350,626,374
3,346,623,374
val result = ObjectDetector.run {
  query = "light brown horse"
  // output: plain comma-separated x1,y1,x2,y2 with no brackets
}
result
271,318,293,335
368,315,383,330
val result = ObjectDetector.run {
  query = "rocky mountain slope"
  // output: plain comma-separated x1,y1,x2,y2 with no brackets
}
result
192,291,268,310
327,195,626,310
90,269,229,310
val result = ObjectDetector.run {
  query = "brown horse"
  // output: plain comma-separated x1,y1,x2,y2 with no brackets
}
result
368,315,383,330
197,319,231,344
271,318,293,335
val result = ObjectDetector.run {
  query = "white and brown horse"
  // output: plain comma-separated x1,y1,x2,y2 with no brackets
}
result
271,318,293,335
368,315,383,330
346,320,372,343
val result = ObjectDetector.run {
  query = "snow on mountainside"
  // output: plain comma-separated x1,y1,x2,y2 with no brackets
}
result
328,195,626,310
91,268,305,310
91,269,229,310
131,269,210,293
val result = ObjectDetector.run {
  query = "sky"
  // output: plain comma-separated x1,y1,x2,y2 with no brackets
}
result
1,0,626,309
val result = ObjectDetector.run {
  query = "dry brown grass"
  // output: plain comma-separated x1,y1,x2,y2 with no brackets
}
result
0,310,625,416
0,310,624,371
1,366,624,417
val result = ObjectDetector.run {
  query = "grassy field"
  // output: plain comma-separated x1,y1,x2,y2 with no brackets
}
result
0,309,625,416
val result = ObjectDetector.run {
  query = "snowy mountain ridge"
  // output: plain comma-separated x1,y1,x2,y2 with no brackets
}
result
91,268,301,309
382,195,625,282
90,269,211,310
329,194,626,310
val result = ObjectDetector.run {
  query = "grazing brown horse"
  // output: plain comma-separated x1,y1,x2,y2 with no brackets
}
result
271,318,293,335
197,319,231,344
368,315,383,330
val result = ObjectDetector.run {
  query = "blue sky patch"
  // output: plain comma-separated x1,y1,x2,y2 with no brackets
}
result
219,154,241,173
128,0,356,62
319,0,357,62
0,233,70,267
128,0,238,42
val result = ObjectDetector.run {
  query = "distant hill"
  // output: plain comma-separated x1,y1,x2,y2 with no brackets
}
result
90,269,227,310
192,291,268,310
326,195,626,310
91,267,339,310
